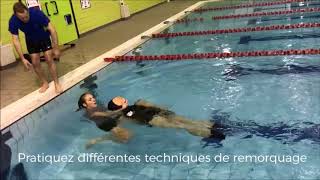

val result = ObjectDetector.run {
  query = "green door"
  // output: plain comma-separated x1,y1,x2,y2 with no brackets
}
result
40,0,78,45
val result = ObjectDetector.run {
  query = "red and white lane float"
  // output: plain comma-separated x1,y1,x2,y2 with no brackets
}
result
213,7,320,20
104,49,320,62
194,0,305,13
151,22,320,38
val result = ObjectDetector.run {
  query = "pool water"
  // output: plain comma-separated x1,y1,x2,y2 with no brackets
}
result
2,1,320,180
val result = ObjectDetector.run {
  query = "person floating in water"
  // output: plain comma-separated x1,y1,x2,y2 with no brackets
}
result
201,110,320,147
78,92,225,148
223,64,320,81
78,93,132,149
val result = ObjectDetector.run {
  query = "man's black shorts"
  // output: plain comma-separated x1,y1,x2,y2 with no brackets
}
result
26,38,52,54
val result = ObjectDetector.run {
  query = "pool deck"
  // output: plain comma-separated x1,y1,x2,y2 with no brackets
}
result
0,0,218,129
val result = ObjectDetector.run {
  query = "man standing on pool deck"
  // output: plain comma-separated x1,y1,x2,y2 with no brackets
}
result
9,2,62,93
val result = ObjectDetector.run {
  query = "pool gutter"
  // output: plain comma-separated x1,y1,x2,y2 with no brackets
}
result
0,0,219,130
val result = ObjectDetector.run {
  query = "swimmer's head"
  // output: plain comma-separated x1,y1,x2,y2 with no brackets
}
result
13,2,30,23
78,92,97,110
108,96,128,111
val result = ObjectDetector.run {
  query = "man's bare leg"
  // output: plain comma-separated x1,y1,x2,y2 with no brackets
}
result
171,115,213,129
30,53,49,93
149,116,211,137
44,50,62,93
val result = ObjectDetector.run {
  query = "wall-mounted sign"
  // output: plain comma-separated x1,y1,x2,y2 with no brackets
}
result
26,0,41,9
80,0,91,9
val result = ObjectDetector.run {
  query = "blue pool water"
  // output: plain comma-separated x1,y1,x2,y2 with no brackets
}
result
2,1,320,180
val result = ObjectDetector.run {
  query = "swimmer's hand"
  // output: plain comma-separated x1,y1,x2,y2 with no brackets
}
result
85,127,132,149
22,58,33,71
85,139,98,149
111,127,132,143
85,133,113,149
52,46,61,59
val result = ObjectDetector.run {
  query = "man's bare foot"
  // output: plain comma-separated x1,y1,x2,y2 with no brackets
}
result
54,82,63,94
39,82,49,93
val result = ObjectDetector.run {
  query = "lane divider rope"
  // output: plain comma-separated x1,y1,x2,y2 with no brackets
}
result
213,7,320,20
104,49,320,62
194,0,306,12
151,22,320,38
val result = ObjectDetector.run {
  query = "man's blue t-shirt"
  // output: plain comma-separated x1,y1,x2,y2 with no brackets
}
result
8,8,50,41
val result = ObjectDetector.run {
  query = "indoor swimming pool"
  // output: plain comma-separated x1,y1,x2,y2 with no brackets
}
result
2,0,320,179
